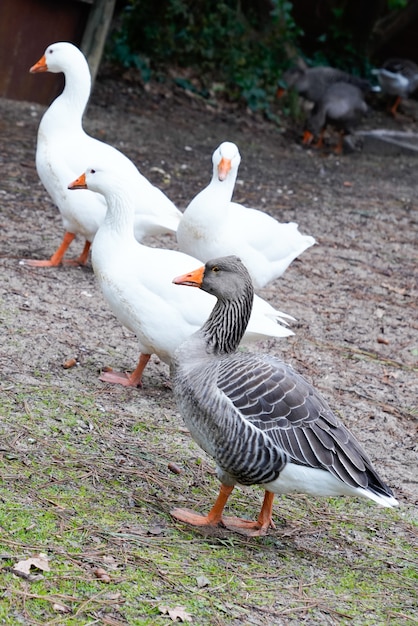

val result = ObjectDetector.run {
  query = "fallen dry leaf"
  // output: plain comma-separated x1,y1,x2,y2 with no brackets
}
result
168,462,182,474
159,605,193,622
13,553,50,575
62,357,77,369
93,567,112,583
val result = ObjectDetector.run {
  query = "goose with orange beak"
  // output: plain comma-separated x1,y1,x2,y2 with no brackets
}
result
176,141,315,289
22,42,181,268
68,164,294,388
170,256,398,536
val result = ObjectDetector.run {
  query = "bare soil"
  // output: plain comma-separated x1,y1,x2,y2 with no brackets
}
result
1,75,417,511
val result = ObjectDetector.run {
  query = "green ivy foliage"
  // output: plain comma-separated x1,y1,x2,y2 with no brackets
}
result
108,0,302,114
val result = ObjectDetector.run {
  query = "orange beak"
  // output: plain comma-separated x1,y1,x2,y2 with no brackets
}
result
217,157,231,182
172,265,205,288
30,54,48,74
68,173,87,190
276,86,286,99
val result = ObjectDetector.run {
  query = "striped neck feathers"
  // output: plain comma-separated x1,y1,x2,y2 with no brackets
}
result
201,288,253,355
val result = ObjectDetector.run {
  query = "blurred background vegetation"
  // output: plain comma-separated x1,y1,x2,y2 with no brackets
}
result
106,0,416,116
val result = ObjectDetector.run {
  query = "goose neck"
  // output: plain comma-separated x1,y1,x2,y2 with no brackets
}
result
212,171,237,199
48,61,91,127
201,288,253,355
103,189,136,237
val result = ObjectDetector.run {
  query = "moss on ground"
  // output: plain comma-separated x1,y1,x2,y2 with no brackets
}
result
0,383,416,625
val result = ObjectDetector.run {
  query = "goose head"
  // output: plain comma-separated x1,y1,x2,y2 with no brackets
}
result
174,255,253,302
173,255,254,354
68,160,146,208
30,41,87,76
68,163,129,200
212,142,241,182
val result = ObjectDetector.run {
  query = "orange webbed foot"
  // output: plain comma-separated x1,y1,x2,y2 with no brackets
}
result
170,510,275,536
20,258,61,268
171,484,235,529
62,258,88,266
221,490,276,536
99,370,143,388
99,354,150,388
221,515,276,537
170,508,224,528
20,232,81,267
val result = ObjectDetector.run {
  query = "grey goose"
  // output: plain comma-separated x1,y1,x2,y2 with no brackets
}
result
170,256,398,536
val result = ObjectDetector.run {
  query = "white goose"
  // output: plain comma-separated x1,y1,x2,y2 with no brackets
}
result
68,164,294,388
23,41,181,267
176,141,315,289
372,58,418,117
170,256,398,536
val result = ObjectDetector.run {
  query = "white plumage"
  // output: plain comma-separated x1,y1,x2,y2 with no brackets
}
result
24,42,181,267
372,58,418,116
176,141,315,288
68,163,294,387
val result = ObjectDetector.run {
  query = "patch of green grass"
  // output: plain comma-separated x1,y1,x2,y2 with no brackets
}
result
0,382,416,624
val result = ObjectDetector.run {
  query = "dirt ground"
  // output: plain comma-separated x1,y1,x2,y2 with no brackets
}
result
1,72,417,510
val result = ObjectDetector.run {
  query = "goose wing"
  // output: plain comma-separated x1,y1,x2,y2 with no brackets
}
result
216,352,374,490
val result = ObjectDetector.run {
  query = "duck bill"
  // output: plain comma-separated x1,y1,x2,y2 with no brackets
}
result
30,55,48,74
68,173,87,190
217,157,231,181
173,265,205,288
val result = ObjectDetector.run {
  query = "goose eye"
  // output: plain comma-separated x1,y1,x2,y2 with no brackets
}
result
90,169,96,174
212,266,219,273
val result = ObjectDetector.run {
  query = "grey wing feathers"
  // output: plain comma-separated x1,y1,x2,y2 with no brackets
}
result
217,352,374,489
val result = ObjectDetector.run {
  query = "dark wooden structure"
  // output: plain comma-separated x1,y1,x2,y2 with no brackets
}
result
0,0,116,104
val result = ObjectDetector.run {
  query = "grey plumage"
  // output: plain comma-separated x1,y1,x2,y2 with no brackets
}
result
305,82,368,143
171,256,398,534
282,65,371,103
